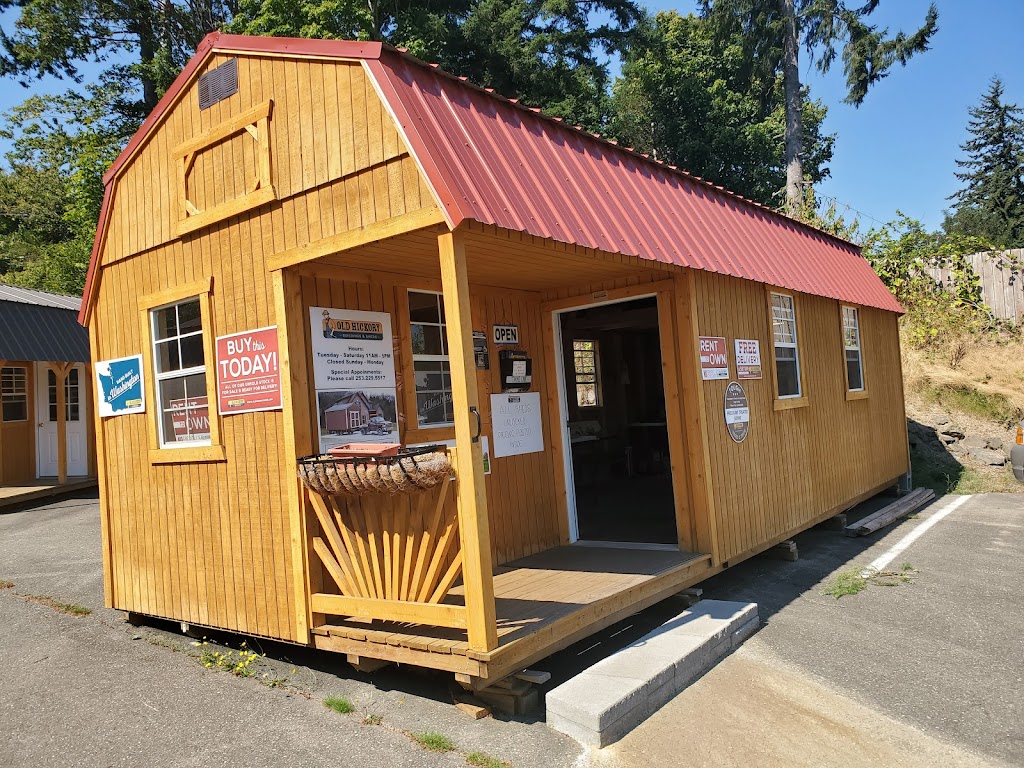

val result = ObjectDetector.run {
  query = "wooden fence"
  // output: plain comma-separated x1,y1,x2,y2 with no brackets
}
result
925,249,1024,323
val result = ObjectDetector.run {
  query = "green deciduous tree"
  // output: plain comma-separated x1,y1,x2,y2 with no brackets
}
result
0,85,126,292
700,0,938,217
944,77,1024,249
609,10,833,207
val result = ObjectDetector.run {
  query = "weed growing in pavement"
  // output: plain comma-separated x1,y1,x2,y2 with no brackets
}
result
258,673,288,688
466,752,510,768
823,569,867,598
0,580,13,589
362,713,383,726
323,696,355,714
23,594,90,615
414,732,456,752
824,563,919,598
194,640,260,677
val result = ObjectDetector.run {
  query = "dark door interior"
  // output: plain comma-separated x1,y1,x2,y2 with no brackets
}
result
560,296,677,545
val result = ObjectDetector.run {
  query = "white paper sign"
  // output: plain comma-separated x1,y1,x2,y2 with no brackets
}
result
490,392,544,458
734,339,763,380
310,307,399,452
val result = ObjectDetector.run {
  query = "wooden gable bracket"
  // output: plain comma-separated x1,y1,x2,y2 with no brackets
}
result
173,99,276,236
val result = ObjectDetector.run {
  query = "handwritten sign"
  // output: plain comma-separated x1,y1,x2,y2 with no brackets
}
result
699,336,729,380
95,354,145,417
734,339,763,380
490,392,544,458
215,326,282,415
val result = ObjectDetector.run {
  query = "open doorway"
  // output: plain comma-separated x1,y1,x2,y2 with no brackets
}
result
558,296,677,546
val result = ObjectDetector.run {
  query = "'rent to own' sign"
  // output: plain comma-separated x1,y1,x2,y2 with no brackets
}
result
699,336,729,380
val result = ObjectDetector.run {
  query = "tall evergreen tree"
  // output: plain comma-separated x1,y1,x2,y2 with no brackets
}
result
609,11,833,207
700,0,938,217
945,77,1024,248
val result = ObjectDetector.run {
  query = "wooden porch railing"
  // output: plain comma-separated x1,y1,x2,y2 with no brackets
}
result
306,448,471,633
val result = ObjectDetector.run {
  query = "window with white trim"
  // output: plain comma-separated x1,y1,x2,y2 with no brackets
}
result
842,306,864,392
573,339,601,407
1,366,28,422
151,297,211,447
771,293,801,398
408,290,453,428
48,368,81,422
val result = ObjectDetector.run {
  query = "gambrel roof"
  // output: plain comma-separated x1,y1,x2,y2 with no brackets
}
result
80,32,902,324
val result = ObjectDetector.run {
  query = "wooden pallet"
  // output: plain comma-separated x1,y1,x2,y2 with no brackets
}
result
844,488,935,537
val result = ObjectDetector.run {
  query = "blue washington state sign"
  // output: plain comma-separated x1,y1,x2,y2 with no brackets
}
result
95,354,146,417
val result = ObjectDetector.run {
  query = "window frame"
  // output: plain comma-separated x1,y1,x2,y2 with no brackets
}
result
767,290,808,410
138,277,225,464
1,365,29,423
406,288,456,431
841,304,869,399
572,339,602,408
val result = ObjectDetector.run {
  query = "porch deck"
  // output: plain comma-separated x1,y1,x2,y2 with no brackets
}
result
312,544,714,683
0,477,98,509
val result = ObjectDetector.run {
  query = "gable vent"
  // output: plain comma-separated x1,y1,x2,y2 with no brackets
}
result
198,59,239,110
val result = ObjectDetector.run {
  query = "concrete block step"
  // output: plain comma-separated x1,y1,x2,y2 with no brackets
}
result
545,600,759,748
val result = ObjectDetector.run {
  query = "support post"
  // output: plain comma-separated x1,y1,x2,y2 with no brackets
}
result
438,228,498,653
50,362,71,485
272,268,315,643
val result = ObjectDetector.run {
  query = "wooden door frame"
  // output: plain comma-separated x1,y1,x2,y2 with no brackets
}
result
546,286,691,550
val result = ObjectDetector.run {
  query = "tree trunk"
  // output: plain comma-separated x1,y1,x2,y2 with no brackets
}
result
781,0,803,217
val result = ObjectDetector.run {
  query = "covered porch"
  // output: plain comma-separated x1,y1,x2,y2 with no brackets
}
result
271,218,720,683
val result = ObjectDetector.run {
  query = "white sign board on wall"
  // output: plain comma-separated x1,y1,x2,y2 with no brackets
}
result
309,307,399,452
490,392,544,458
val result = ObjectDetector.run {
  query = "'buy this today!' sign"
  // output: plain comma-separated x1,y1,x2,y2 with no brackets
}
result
215,326,283,415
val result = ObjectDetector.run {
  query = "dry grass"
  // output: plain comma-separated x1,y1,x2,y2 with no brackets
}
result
23,594,91,616
903,338,1024,413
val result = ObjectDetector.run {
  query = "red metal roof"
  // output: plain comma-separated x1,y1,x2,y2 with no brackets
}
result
80,33,902,324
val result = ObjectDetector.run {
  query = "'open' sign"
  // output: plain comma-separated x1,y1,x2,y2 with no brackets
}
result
493,324,520,345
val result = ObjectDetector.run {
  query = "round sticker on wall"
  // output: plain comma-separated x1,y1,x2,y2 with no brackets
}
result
724,381,750,443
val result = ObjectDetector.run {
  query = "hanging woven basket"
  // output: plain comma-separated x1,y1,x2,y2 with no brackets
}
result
297,445,451,496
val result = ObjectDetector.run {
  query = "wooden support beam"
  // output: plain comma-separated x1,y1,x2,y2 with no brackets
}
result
272,269,315,643
438,228,499,653
48,362,72,485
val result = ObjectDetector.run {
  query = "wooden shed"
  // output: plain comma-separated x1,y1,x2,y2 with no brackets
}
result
79,33,909,687
0,284,96,504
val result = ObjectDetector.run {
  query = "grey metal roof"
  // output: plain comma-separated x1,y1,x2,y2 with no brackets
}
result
0,302,90,363
0,284,82,311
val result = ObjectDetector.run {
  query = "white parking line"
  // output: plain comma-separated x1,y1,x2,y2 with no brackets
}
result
864,494,973,574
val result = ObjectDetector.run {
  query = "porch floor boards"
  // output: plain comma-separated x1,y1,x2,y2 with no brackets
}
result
314,545,709,664
0,478,97,508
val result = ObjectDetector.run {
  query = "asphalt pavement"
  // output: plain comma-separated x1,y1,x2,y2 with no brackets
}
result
1,491,1021,767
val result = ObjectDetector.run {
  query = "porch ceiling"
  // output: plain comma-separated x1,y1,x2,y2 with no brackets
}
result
308,223,673,293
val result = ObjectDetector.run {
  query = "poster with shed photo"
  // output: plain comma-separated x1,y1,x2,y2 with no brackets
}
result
309,307,399,453
316,389,398,452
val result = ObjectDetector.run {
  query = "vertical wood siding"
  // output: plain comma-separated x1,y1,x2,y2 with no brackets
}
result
0,363,36,483
694,272,908,563
91,53,436,640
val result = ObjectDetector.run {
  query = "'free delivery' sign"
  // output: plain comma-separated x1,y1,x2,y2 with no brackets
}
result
215,326,282,415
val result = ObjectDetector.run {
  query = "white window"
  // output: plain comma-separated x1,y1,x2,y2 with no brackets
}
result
151,297,211,447
408,290,453,428
573,339,601,407
842,306,864,392
1,366,28,422
48,367,81,422
771,293,801,398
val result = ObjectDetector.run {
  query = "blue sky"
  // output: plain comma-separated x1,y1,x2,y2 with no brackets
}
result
2,1,1022,232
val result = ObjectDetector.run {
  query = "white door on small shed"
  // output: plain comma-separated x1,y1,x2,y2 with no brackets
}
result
35,362,88,478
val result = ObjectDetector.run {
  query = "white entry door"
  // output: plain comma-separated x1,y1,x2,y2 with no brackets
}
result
36,363,88,478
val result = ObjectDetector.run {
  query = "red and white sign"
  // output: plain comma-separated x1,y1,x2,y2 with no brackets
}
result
735,339,763,380
215,326,282,415
699,336,729,380
169,396,210,442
